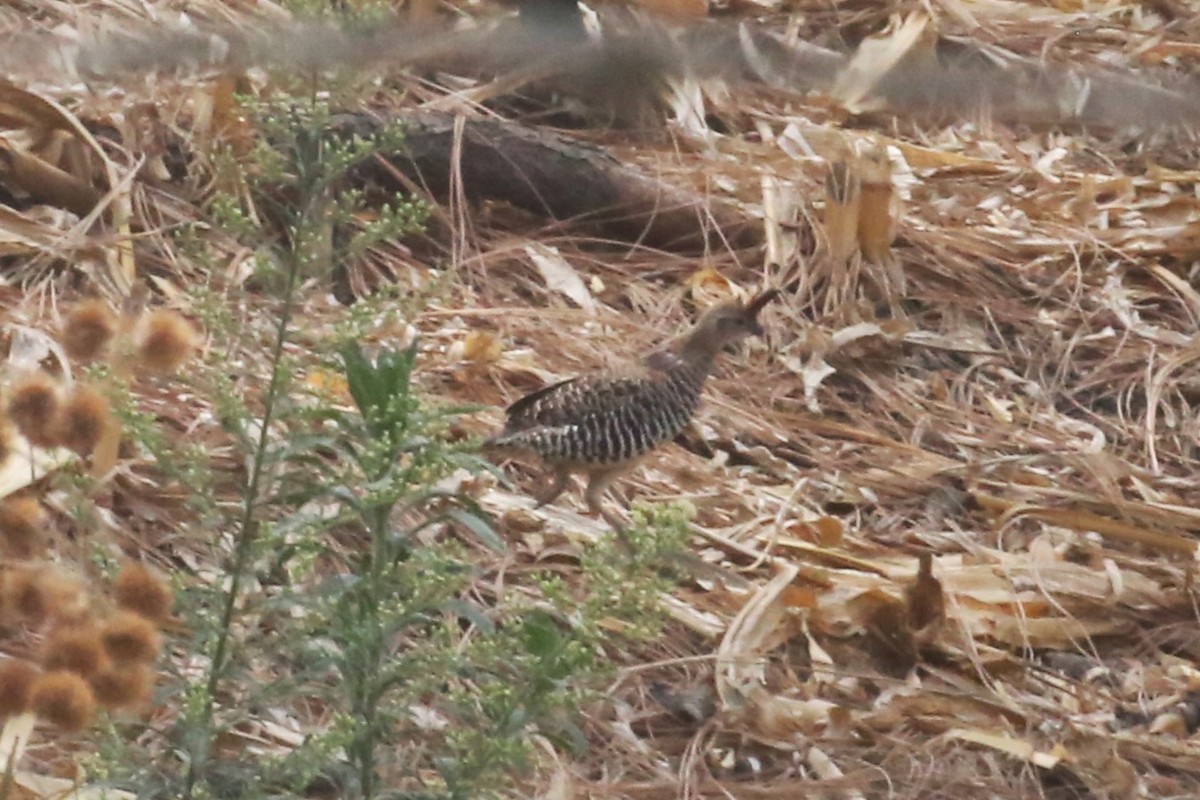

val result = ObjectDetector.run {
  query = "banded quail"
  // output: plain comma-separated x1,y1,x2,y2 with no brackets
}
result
487,289,779,528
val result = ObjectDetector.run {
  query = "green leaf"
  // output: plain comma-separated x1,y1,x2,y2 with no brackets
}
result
502,706,528,735
340,340,378,418
445,507,503,552
442,599,496,634
523,612,560,658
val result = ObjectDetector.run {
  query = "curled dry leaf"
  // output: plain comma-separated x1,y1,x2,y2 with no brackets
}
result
687,266,737,309
715,563,799,710
780,320,910,412
448,330,503,364
525,243,596,314
746,685,837,740
501,507,544,534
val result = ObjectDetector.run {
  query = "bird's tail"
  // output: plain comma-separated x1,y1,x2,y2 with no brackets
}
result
483,426,566,459
482,430,530,457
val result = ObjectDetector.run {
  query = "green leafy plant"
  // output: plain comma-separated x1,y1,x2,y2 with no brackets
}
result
91,92,691,800
171,96,432,799
299,339,499,798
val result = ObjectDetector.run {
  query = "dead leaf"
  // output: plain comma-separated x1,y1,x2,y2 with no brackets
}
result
0,205,72,255
716,563,800,707
856,144,898,266
751,687,838,739
449,330,504,364
891,140,1006,173
687,266,737,308
946,728,1064,770
832,13,935,114
0,79,76,132
822,159,860,267
6,325,68,373
0,141,102,216
526,244,596,313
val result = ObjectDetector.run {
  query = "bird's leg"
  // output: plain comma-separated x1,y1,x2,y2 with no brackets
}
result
534,466,571,508
584,468,630,533
609,483,633,512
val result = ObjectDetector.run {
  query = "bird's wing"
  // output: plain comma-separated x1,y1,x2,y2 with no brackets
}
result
504,376,580,429
503,366,655,432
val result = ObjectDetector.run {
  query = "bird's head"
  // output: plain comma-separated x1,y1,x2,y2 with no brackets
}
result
683,288,780,358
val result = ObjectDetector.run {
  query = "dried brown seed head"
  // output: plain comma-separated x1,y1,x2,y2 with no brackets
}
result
113,562,173,623
2,567,86,628
0,658,39,717
7,373,62,448
29,670,96,731
41,625,108,678
3,567,48,624
62,300,118,362
0,496,46,559
100,611,161,663
90,661,154,709
53,384,112,456
135,311,198,374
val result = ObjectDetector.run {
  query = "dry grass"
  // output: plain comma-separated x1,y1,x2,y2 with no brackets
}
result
3,0,1200,797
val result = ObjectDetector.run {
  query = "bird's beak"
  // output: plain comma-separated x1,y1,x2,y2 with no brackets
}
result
743,288,781,336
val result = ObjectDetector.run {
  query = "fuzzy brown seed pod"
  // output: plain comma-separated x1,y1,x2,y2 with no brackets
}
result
100,611,161,663
6,373,62,448
41,625,108,678
29,670,96,731
3,567,48,624
0,658,39,717
90,662,154,709
62,300,119,362
113,562,173,623
0,496,46,559
1,567,86,628
134,310,198,374
53,384,112,456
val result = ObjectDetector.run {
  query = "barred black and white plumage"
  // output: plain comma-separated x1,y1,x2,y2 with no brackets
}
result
487,288,780,529
489,359,707,464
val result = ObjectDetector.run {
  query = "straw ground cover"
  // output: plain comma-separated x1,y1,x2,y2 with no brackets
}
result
2,0,1200,797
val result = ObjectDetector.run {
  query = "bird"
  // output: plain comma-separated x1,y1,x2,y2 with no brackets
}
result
487,288,780,529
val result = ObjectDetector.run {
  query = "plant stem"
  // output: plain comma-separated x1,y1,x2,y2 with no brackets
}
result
184,244,303,797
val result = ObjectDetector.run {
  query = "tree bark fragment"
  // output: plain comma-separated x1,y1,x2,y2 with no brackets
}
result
338,111,765,252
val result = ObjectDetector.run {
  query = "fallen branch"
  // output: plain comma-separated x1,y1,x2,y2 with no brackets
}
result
337,111,763,252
